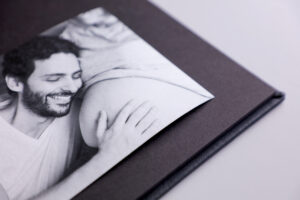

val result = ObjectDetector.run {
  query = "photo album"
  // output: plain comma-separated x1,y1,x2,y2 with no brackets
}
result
0,0,284,200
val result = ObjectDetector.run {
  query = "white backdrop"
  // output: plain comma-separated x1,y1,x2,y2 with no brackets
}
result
149,0,300,199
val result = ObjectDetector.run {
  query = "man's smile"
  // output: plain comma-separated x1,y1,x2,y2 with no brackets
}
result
46,94,73,104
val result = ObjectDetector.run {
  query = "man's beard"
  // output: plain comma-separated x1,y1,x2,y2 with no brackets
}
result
22,86,75,117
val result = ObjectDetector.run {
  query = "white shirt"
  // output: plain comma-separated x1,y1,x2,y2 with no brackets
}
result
0,103,81,200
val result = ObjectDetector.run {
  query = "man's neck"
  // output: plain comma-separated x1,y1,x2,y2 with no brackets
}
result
0,97,54,139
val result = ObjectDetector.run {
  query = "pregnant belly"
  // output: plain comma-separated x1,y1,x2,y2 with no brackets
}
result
79,77,207,147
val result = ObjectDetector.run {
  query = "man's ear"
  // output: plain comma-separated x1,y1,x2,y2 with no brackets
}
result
5,75,24,93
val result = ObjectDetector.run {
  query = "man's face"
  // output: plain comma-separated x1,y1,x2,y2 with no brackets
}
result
21,52,83,117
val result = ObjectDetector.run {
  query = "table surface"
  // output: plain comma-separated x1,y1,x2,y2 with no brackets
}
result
149,0,300,199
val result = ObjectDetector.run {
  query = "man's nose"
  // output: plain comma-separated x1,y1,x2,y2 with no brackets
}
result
62,78,81,93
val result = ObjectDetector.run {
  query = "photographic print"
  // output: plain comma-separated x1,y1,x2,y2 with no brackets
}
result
0,7,214,200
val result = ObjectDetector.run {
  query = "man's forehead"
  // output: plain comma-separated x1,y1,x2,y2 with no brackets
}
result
33,52,80,75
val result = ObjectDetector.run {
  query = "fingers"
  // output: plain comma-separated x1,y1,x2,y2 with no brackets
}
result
112,99,135,130
141,119,161,141
111,99,159,137
127,101,152,127
136,106,158,133
96,110,108,142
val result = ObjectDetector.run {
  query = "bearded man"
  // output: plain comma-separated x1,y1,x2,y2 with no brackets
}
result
0,36,157,200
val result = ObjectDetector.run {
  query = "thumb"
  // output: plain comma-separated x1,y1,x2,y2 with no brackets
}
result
96,110,108,143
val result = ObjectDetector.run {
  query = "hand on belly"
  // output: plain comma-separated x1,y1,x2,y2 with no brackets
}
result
93,100,158,160
79,77,206,148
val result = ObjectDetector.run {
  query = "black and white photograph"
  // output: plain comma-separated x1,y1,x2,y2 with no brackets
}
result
0,7,213,200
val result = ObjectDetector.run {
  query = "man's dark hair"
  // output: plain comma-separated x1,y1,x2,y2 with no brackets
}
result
2,36,80,95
